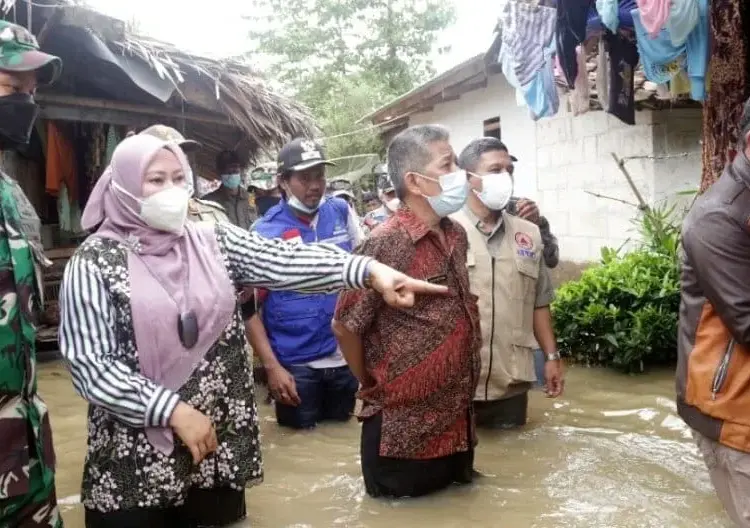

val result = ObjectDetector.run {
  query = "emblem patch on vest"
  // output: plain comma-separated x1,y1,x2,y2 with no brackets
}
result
515,232,533,249
515,232,536,258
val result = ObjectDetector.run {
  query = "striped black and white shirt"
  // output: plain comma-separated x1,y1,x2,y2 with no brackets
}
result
58,222,372,429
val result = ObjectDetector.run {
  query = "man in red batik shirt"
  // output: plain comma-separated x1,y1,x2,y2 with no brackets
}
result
333,125,481,498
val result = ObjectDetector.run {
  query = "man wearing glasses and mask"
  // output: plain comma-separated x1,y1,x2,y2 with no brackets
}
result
0,21,64,527
452,137,564,431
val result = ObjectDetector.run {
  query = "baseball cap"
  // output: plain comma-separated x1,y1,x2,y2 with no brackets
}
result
332,189,355,201
0,21,62,86
277,138,336,173
139,124,201,152
496,140,518,162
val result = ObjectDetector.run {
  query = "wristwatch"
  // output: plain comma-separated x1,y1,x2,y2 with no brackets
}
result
545,351,561,362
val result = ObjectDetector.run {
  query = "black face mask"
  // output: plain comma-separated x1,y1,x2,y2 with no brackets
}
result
0,93,40,151
256,196,281,216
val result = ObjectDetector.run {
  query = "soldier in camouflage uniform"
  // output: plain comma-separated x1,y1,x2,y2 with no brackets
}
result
0,21,64,528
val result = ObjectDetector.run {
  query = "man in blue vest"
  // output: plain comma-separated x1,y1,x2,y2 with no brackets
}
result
249,138,361,429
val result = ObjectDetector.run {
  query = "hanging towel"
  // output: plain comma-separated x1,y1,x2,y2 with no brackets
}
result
605,30,639,124
500,1,557,89
631,0,708,100
556,0,595,88
596,0,619,32
45,122,78,201
665,0,699,46
635,0,671,37
596,37,611,110
524,41,560,120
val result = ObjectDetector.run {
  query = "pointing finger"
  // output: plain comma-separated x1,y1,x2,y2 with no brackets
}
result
406,279,449,296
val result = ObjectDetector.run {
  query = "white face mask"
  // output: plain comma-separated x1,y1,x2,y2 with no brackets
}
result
472,171,514,211
113,182,190,234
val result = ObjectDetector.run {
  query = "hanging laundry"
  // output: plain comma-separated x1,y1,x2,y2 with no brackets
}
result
524,41,560,120
596,0,619,32
605,30,639,124
700,0,750,190
499,1,557,89
556,0,595,88
596,37,610,110
665,0,699,46
45,122,78,202
670,68,691,96
634,0,670,38
631,0,708,101
570,45,590,115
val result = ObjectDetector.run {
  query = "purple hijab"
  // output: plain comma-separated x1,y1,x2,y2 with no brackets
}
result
81,135,236,454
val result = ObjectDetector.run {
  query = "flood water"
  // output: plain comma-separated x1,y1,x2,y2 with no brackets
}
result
40,361,730,527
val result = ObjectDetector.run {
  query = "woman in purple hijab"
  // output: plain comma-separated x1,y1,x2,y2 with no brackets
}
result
58,135,446,527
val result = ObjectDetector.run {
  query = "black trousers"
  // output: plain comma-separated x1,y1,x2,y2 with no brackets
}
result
474,391,529,429
84,487,246,528
360,413,474,498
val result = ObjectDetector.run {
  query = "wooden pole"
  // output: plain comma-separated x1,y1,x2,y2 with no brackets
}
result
35,93,233,127
610,152,650,211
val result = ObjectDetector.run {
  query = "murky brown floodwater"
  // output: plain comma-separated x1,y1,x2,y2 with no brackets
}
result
39,360,730,528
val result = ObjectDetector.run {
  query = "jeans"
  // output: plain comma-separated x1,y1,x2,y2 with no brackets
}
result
533,348,546,389
275,365,359,429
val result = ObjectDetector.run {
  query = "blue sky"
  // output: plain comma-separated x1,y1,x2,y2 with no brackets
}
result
87,0,498,76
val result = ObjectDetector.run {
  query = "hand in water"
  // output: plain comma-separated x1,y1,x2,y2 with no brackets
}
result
515,199,540,224
267,364,301,406
544,360,565,397
368,261,449,308
169,402,218,464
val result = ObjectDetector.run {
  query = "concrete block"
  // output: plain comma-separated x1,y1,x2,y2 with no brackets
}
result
572,110,610,139
536,116,572,147
558,235,595,262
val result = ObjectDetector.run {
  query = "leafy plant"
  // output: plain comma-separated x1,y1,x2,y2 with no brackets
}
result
552,204,682,373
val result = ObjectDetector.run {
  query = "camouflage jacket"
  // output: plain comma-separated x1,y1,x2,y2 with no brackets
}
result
0,172,56,502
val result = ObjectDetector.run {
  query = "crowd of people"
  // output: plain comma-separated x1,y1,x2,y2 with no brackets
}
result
1,17,749,528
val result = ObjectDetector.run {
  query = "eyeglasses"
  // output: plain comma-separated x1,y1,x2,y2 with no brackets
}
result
177,310,199,349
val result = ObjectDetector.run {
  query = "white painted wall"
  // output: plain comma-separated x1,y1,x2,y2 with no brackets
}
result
405,74,703,262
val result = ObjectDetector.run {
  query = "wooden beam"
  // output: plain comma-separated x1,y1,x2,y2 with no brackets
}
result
36,94,232,126
40,104,155,127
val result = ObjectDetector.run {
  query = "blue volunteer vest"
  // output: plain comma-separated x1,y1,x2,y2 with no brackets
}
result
252,197,353,366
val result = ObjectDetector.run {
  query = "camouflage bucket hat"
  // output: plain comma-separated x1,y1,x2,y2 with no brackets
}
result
248,168,278,191
0,21,62,85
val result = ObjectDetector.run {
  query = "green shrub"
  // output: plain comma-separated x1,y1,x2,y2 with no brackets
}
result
551,205,681,373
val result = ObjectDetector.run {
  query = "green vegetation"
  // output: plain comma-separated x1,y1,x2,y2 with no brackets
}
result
552,204,682,373
247,0,455,158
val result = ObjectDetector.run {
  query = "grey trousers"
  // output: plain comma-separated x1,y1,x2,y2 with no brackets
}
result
694,429,750,527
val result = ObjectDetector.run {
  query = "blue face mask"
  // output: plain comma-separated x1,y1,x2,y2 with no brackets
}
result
417,170,469,218
221,173,242,189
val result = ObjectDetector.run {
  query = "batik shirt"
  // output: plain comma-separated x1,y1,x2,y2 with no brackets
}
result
0,172,57,506
336,207,481,460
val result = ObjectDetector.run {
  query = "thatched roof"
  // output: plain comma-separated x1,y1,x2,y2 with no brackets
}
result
4,0,315,176
110,33,317,153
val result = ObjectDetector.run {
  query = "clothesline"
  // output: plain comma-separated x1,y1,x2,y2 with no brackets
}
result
497,0,708,126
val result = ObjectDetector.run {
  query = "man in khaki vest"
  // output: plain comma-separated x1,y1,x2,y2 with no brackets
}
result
452,137,564,428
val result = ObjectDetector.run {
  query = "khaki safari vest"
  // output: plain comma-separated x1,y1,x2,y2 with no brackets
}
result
451,210,543,401
188,197,230,224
